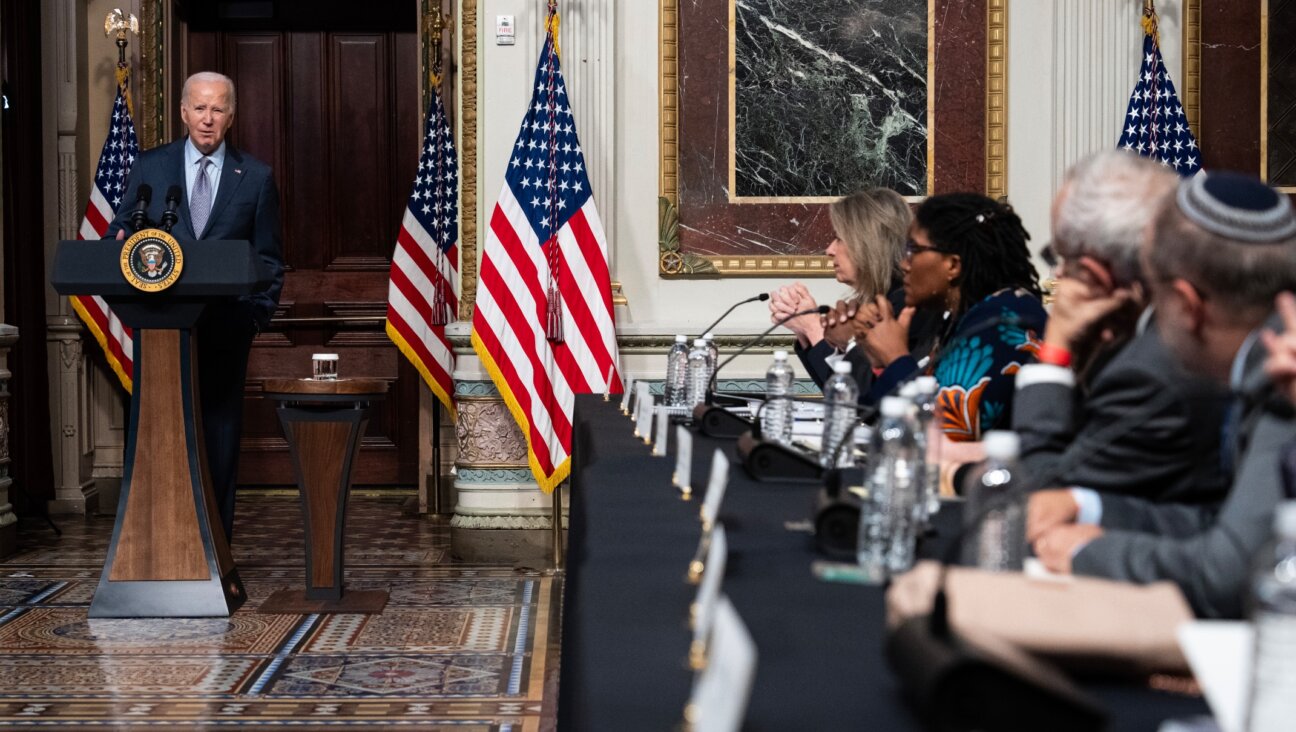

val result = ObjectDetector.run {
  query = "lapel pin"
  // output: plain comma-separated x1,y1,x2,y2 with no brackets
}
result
235,168,243,175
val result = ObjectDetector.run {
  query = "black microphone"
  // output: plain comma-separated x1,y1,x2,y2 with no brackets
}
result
128,184,152,232
160,185,182,233
697,292,771,340
693,305,829,439
707,305,829,402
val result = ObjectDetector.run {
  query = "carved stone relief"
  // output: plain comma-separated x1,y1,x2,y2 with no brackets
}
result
454,399,529,467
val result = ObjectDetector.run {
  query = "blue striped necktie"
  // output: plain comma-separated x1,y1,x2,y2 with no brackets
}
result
190,156,213,237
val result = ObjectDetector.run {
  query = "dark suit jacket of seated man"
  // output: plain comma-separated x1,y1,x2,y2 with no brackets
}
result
105,134,284,542
1012,314,1231,508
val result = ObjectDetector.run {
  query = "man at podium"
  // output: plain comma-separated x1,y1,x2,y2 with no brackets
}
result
106,71,284,540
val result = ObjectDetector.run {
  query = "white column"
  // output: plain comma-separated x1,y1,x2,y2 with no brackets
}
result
1007,0,1184,253
46,0,99,514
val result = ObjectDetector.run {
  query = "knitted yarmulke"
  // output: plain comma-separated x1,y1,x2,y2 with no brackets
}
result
1176,170,1296,243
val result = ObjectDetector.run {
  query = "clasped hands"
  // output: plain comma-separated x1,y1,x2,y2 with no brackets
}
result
770,285,913,367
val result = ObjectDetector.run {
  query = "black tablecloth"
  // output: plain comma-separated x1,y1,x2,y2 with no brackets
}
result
558,395,1210,730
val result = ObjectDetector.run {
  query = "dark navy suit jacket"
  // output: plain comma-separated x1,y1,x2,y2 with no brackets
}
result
105,138,284,328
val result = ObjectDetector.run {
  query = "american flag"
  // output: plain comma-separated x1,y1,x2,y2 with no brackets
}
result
71,74,139,392
471,19,621,493
1118,23,1201,176
385,87,459,415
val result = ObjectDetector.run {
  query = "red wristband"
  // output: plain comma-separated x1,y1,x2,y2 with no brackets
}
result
1037,342,1073,368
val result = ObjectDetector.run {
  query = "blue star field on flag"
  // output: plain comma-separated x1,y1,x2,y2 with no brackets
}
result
410,91,458,255
505,34,594,241
95,86,140,209
1118,33,1201,176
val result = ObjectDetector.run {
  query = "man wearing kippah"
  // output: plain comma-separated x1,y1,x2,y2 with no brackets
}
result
1031,170,1296,619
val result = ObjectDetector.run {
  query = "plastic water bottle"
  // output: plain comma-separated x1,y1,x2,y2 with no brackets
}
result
819,361,860,468
912,376,942,518
1244,501,1296,732
703,331,719,374
899,382,928,525
685,338,712,407
857,396,921,577
665,335,689,406
961,431,1027,571
761,350,794,445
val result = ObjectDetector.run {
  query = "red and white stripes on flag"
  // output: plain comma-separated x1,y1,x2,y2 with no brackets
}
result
471,16,621,493
386,87,460,415
71,69,140,392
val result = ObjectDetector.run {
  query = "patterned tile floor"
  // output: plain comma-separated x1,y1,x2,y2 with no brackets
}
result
0,495,561,730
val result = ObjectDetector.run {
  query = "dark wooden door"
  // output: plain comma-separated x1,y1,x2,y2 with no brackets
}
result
183,3,422,486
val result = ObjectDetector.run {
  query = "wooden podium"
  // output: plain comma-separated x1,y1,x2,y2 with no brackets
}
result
51,236,272,617
259,378,389,614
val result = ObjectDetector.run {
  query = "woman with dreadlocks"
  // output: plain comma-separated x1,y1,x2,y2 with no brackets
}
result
854,192,1047,442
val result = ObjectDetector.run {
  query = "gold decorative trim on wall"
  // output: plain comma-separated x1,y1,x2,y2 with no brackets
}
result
986,0,1006,202
1183,0,1201,142
137,0,165,150
459,0,479,319
659,0,679,210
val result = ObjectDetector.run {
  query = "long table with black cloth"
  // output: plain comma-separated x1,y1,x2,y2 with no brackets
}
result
557,395,1212,730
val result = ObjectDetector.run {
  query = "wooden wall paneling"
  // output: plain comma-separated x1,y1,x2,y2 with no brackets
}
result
286,32,328,271
224,34,286,185
329,34,392,267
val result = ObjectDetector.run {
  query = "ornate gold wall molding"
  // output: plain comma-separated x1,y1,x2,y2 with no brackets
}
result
137,0,166,150
458,0,479,319
986,0,1006,202
1183,0,1201,142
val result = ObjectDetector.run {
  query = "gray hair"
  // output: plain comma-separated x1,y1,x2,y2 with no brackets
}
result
181,71,236,112
828,188,910,302
1147,189,1296,320
1054,150,1177,285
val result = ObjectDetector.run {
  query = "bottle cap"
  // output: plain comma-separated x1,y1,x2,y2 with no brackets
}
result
899,382,919,399
880,396,908,418
773,350,789,361
675,334,688,343
982,431,1021,461
832,361,853,375
1275,501,1296,538
694,339,708,348
915,376,939,394
703,331,715,341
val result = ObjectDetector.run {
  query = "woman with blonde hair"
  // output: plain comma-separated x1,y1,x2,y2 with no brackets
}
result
770,188,941,390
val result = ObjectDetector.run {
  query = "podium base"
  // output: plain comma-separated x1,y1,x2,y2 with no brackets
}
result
88,569,246,618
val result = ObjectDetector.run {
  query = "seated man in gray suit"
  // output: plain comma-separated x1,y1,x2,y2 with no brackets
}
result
1016,151,1229,529
1031,170,1296,619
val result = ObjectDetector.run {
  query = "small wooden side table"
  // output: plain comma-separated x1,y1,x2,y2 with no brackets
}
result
258,377,389,614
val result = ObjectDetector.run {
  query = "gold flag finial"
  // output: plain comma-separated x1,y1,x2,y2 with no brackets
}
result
104,9,140,66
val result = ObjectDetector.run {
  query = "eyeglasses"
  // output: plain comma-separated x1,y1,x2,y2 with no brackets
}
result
903,240,951,260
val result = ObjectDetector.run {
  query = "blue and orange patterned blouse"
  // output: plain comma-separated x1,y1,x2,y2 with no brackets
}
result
868,288,1047,442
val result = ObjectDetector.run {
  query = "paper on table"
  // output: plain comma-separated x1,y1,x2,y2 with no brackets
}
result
674,426,694,490
653,408,670,457
1177,621,1252,732
688,595,757,732
701,450,729,528
620,377,636,413
635,393,654,441
693,524,727,639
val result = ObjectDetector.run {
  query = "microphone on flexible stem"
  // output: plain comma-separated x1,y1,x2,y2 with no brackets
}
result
885,387,1183,732
160,185,182,233
128,184,152,232
696,292,771,340
692,305,829,438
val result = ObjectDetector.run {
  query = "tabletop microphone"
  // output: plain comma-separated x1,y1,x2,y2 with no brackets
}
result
128,184,152,232
697,292,771,339
160,185,182,233
693,305,829,437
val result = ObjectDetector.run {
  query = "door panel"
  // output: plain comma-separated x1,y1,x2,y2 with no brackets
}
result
185,11,421,486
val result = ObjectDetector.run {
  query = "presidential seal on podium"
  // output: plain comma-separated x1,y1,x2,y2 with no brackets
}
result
120,228,184,292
